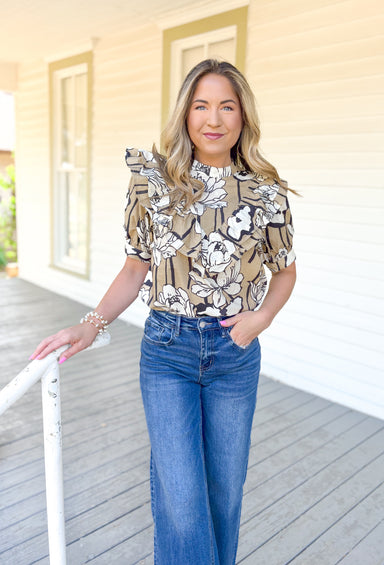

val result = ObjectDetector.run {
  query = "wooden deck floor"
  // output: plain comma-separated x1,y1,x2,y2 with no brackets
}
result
1,278,383,565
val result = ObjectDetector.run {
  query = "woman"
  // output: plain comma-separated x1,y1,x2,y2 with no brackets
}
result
32,59,296,565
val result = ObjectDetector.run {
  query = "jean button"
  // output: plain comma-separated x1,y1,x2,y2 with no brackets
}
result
200,321,206,328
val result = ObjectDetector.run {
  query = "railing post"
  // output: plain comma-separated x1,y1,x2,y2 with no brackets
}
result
0,332,111,564
41,362,66,565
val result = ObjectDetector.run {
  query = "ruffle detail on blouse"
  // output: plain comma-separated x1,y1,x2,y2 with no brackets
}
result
125,147,290,262
125,147,157,173
125,147,169,211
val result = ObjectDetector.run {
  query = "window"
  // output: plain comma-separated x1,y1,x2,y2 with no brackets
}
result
170,26,237,110
49,52,92,277
162,7,248,127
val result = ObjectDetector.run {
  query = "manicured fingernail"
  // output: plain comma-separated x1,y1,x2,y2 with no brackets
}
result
219,320,226,326
58,357,67,364
29,355,35,360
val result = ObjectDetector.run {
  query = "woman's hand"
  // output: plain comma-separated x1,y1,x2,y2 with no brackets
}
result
29,257,150,365
30,323,99,364
220,310,271,348
220,262,297,348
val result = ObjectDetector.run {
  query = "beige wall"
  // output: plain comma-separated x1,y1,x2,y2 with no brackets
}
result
247,0,384,418
14,0,384,418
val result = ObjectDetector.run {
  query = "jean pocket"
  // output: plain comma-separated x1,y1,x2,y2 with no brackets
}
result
224,327,252,351
143,316,175,346
223,327,255,352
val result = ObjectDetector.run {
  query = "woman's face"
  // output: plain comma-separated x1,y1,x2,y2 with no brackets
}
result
187,73,243,168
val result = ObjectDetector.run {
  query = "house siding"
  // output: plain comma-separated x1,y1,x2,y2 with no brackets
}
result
247,0,384,419
91,25,161,322
14,0,384,418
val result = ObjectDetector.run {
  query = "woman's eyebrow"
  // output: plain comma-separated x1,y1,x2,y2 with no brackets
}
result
191,98,238,104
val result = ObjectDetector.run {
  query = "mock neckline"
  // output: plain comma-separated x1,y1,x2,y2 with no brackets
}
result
191,159,232,179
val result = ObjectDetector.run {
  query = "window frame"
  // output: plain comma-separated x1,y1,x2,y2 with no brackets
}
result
49,51,92,279
161,7,248,129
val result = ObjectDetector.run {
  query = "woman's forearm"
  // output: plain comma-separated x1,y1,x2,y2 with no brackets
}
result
258,261,297,326
94,257,150,323
30,257,150,361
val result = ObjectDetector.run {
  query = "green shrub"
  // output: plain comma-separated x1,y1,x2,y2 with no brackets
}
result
0,245,6,268
0,162,17,265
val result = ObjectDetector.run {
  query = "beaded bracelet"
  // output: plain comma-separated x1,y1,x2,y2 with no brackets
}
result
80,311,109,334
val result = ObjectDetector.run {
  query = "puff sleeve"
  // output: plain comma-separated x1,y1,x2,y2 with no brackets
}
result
262,192,296,272
124,175,152,262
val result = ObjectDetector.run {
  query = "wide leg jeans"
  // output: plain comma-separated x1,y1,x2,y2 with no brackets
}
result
140,309,261,565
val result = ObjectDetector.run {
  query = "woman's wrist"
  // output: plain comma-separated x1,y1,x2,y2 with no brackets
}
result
80,310,109,335
254,307,274,329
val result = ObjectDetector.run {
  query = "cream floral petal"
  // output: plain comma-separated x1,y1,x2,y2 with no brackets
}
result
190,175,228,216
226,296,243,316
227,206,252,241
201,233,236,273
152,232,184,267
190,261,244,311
154,284,194,316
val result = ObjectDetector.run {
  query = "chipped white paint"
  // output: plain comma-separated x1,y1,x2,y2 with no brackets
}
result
0,333,111,565
41,362,66,565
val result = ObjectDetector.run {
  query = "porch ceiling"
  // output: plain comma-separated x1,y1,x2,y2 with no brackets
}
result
0,0,200,64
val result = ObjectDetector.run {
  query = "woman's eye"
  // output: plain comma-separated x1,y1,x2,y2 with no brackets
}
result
195,105,206,111
222,106,234,111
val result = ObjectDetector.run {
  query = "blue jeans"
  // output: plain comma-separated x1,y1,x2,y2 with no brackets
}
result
139,309,261,565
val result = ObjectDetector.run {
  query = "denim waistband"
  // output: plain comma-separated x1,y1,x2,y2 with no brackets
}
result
149,308,231,333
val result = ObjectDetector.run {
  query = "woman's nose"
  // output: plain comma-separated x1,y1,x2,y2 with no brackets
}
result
207,109,221,127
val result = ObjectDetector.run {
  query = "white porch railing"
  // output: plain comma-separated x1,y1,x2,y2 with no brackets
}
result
0,333,111,565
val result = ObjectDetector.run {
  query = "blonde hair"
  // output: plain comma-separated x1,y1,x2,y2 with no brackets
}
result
153,59,290,209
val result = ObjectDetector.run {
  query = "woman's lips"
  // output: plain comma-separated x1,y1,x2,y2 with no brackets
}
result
203,133,224,140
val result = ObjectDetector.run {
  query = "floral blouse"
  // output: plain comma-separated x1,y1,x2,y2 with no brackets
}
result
124,148,295,317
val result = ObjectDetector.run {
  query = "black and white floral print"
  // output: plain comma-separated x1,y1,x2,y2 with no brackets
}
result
234,170,267,183
141,166,170,211
152,212,184,266
227,206,252,241
154,284,194,316
191,175,227,216
124,148,295,316
136,215,152,256
249,274,268,308
190,262,243,311
139,272,152,304
201,232,236,273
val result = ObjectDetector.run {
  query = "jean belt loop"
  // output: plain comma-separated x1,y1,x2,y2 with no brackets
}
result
175,314,181,336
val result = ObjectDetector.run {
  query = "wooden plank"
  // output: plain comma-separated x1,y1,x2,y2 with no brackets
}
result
240,453,384,564
336,519,384,565
237,428,384,562
290,484,384,564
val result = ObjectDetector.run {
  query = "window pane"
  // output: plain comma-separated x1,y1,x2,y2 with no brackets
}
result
67,171,87,263
55,171,69,260
61,76,72,167
208,38,236,63
182,46,204,79
52,58,89,275
75,73,87,168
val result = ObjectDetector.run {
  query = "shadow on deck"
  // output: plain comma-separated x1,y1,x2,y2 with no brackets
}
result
0,278,383,564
